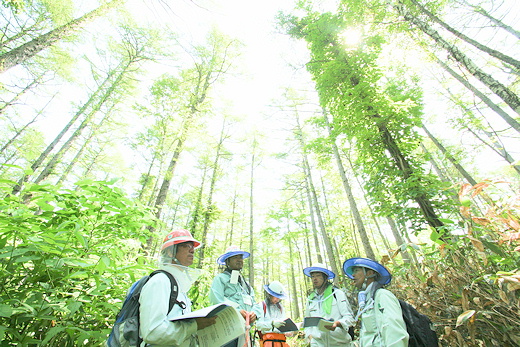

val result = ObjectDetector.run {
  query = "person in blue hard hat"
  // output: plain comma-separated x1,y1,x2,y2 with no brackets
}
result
303,263,355,347
343,257,409,347
209,245,261,347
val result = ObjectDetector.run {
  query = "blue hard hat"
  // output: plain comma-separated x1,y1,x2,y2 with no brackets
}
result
342,257,392,285
217,245,250,265
303,263,335,280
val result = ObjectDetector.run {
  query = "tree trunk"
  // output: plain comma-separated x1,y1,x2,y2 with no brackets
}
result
0,0,124,73
421,124,478,185
376,120,445,230
198,119,227,267
33,60,130,185
287,231,300,319
0,74,43,115
12,66,118,194
296,116,339,282
304,169,323,264
397,3,520,116
324,113,376,259
435,57,520,134
468,1,520,39
410,0,520,70
248,140,256,289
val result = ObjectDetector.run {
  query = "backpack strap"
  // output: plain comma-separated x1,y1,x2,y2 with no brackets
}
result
149,269,184,311
136,270,183,347
263,300,266,315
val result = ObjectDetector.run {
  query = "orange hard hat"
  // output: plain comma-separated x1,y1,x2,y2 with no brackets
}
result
161,229,201,250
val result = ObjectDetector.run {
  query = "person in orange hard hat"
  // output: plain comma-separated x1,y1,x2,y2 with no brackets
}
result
138,229,216,346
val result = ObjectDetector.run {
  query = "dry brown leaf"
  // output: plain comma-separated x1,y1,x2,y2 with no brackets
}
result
456,310,476,327
472,297,480,305
472,217,491,226
469,237,485,252
499,290,509,304
459,183,472,198
460,206,471,219
471,182,489,196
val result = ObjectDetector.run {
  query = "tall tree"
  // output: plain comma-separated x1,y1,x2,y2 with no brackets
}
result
409,0,520,70
283,11,449,232
0,0,124,73
395,2,520,116
323,112,376,259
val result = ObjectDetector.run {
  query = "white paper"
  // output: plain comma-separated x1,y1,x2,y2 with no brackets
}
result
230,270,239,284
170,304,245,347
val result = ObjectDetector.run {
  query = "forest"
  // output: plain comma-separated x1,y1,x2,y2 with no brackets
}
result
0,0,519,346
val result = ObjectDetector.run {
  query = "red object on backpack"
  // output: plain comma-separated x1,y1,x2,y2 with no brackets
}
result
257,332,289,347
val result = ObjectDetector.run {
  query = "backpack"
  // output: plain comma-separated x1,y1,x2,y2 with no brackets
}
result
372,288,439,347
107,270,183,347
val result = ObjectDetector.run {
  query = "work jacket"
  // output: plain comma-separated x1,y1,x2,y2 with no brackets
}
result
255,300,286,333
358,283,409,347
304,286,355,347
139,264,198,347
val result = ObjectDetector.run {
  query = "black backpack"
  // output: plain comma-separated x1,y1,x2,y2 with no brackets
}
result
373,288,439,347
107,270,184,347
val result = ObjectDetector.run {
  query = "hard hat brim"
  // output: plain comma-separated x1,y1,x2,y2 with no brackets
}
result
217,251,250,265
342,257,391,285
303,266,335,280
264,284,287,299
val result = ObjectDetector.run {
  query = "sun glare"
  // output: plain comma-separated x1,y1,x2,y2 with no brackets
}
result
339,28,362,47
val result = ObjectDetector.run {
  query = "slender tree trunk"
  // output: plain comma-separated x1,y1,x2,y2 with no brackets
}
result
198,120,227,267
0,74,44,115
324,113,376,259
421,124,478,185
465,1,520,39
386,216,412,265
12,66,118,194
190,166,207,236
304,171,323,264
0,0,124,73
296,116,339,282
376,120,445,230
33,60,130,185
248,141,256,289
397,3,520,116
410,0,520,70
435,57,520,134
288,231,300,319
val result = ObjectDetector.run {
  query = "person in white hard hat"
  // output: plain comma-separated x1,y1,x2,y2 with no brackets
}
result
303,263,355,347
255,280,292,346
209,245,261,347
138,229,217,347
256,281,288,333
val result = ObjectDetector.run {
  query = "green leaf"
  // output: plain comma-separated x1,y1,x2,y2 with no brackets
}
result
0,304,13,317
41,326,67,344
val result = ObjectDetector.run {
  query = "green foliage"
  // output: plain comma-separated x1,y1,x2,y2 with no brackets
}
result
0,179,158,346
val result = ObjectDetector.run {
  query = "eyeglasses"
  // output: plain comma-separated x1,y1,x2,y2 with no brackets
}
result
178,242,195,250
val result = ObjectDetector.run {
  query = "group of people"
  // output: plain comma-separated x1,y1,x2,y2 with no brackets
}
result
134,229,410,346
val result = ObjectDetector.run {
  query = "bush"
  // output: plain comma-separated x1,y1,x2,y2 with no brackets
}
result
0,179,158,346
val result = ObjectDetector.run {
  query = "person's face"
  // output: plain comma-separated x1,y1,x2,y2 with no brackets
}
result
269,294,281,305
310,272,327,289
175,242,195,267
352,267,375,289
226,254,244,270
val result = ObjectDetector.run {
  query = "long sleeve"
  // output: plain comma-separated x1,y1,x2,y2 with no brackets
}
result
374,289,409,347
333,289,355,329
139,273,197,346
